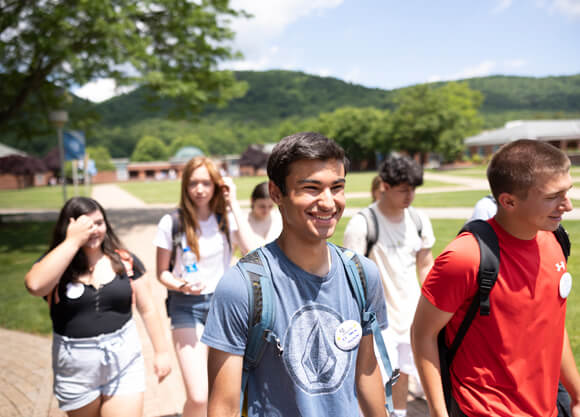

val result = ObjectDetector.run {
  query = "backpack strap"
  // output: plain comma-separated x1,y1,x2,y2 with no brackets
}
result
216,212,232,250
360,205,423,257
444,220,500,364
237,248,282,412
359,207,379,257
408,206,423,238
169,208,182,271
329,242,398,413
553,224,570,261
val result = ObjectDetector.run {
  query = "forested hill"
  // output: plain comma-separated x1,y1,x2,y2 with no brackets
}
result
95,70,580,128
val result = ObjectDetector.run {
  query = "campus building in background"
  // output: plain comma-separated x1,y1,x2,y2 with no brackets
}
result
464,120,580,163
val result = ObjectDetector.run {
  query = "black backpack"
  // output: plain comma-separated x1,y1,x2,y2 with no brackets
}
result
437,219,571,416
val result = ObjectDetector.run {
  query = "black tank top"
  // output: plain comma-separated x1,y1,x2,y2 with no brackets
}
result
50,254,145,338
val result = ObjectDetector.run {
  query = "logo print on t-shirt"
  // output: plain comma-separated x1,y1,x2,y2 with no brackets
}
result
302,319,336,384
284,303,352,395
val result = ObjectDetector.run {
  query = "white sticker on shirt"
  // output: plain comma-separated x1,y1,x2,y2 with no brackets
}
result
335,320,362,351
559,272,572,299
66,282,84,299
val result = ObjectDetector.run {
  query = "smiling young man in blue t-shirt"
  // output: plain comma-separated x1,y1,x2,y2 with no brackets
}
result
202,132,389,417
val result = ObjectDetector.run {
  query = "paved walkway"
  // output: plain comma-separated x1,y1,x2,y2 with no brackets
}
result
5,171,580,417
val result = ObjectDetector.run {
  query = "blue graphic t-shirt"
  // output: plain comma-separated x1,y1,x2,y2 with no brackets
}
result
201,241,388,417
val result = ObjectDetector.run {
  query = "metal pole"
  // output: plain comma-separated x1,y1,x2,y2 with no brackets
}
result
58,126,67,202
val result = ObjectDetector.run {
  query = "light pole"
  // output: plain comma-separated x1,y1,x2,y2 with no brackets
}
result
49,110,69,203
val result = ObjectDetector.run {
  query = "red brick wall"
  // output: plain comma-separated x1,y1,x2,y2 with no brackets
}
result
92,171,118,184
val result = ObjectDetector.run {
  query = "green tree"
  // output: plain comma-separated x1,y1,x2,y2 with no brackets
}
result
131,135,167,162
314,107,392,169
86,146,115,171
390,82,483,162
0,0,249,134
168,134,208,157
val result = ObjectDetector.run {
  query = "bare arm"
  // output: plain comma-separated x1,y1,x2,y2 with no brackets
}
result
207,347,243,417
416,248,434,285
411,295,454,417
356,334,388,417
156,247,203,294
560,328,580,416
24,215,94,296
222,177,257,255
133,275,172,382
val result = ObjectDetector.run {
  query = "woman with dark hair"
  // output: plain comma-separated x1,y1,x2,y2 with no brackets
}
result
153,156,253,417
24,196,171,417
244,181,282,247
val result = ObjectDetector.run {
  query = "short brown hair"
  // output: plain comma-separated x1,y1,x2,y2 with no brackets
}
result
487,139,570,200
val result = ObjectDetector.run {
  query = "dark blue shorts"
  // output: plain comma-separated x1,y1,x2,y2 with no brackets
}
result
166,291,213,329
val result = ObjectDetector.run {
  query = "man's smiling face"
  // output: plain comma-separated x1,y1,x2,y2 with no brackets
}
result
271,158,346,244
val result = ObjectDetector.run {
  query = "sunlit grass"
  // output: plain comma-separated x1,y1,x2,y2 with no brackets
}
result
0,185,91,209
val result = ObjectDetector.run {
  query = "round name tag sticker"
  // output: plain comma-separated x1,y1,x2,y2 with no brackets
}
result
335,320,362,351
559,272,572,299
66,282,84,299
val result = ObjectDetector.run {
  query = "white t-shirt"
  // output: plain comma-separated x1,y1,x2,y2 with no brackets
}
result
469,195,497,222
247,210,283,246
343,202,435,342
153,212,236,294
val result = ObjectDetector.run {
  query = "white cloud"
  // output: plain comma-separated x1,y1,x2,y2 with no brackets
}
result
72,79,136,103
536,0,580,18
228,0,344,69
492,0,513,13
427,60,497,83
504,58,527,69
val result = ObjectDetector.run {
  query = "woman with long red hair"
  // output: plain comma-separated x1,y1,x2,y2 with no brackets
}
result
153,157,253,417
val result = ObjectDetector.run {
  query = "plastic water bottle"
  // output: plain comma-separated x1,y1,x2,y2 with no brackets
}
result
182,247,199,284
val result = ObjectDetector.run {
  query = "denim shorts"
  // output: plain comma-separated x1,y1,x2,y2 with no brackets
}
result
51,319,145,411
166,291,213,329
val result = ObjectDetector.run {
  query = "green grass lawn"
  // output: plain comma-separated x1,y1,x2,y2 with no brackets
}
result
0,185,91,209
347,189,491,209
3,218,580,364
429,166,488,177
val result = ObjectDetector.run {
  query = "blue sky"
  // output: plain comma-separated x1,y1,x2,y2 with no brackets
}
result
74,0,580,102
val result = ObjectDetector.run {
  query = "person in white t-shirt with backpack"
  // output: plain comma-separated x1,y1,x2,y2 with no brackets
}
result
343,154,435,417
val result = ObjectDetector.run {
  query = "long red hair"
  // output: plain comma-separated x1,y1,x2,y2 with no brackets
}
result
179,157,229,259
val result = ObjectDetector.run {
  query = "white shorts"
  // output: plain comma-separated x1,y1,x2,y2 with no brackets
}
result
51,319,145,411
374,328,418,384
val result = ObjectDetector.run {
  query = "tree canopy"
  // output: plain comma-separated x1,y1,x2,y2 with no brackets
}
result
0,0,248,135
131,135,167,162
390,82,483,162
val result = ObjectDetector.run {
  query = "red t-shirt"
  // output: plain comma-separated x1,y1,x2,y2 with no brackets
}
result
422,219,568,417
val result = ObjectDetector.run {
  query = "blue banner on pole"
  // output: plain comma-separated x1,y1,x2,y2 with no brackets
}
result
63,131,85,160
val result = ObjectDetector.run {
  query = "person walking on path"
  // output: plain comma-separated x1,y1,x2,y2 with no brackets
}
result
343,154,435,417
201,132,389,416
411,139,580,417
231,181,282,255
153,156,255,417
24,196,171,417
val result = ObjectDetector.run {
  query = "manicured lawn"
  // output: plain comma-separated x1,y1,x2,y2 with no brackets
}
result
429,166,488,177
0,185,91,209
0,222,54,334
347,189,491,209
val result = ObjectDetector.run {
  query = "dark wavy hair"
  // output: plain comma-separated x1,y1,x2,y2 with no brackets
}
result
378,154,423,187
267,132,349,195
50,197,128,283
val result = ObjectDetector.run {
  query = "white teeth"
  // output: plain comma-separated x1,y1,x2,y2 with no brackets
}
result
314,214,333,220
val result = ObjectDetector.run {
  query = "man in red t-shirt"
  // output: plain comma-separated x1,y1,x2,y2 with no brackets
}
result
411,139,580,417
